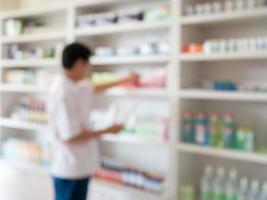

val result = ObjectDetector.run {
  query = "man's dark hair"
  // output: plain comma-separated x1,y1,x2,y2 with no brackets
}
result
62,43,93,69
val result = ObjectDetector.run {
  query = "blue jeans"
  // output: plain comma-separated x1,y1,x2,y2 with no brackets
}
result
53,177,90,200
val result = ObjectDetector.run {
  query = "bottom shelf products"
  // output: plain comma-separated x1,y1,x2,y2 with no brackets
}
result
200,165,267,200
94,158,165,195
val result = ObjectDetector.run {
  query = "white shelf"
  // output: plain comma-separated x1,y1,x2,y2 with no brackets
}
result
74,0,128,8
103,88,168,97
75,21,170,37
0,59,60,68
0,118,47,131
0,84,49,93
181,7,267,25
178,143,267,165
180,52,267,62
179,89,267,102
0,2,67,19
101,134,167,147
91,179,163,200
1,31,66,44
91,55,170,65
0,159,48,174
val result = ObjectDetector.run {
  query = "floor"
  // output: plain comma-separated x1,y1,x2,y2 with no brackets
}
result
0,163,53,200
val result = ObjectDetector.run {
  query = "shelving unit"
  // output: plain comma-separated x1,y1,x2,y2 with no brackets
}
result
0,59,60,68
178,143,267,165
180,7,267,25
1,31,66,44
91,55,169,66
0,84,49,93
0,118,47,131
0,2,67,19
0,0,69,186
0,1,267,200
0,158,48,174
179,90,267,102
90,179,163,200
75,20,170,37
0,1,175,200
102,88,169,98
101,134,168,148
180,52,267,62
177,0,267,198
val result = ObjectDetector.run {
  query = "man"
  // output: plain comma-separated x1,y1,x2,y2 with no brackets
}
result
47,43,138,200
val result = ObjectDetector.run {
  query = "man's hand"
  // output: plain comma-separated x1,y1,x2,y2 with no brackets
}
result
105,124,124,135
94,73,140,93
65,124,124,144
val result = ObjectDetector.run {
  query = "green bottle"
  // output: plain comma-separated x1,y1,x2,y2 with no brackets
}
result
212,167,225,200
209,113,222,147
182,110,194,143
223,113,236,149
201,166,213,200
225,169,238,200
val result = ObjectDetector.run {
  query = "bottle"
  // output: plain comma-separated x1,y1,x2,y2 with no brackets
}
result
225,169,238,200
209,113,222,147
212,167,225,200
244,128,255,152
222,113,236,149
182,111,195,143
204,40,212,54
236,126,255,152
201,165,213,200
237,177,249,200
258,181,267,200
195,112,209,145
248,180,260,200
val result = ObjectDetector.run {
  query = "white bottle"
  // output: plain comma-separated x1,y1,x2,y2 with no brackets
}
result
258,182,267,200
225,169,238,200
212,167,225,200
201,165,213,200
237,177,249,200
248,180,260,200
203,40,212,54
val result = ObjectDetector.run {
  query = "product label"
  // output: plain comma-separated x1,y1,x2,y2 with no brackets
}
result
196,124,206,144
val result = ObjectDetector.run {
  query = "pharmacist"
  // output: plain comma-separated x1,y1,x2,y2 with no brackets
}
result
47,43,139,200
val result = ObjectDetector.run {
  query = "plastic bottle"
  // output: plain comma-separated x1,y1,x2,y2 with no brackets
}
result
244,128,255,152
201,165,213,200
236,127,247,150
212,167,225,200
248,180,260,200
209,113,222,147
236,126,255,152
204,40,212,54
182,111,195,143
222,113,236,149
258,181,267,200
225,169,238,200
195,112,209,145
237,177,249,200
